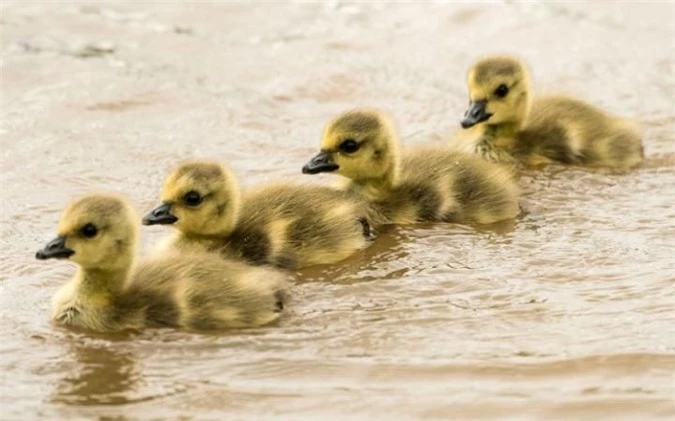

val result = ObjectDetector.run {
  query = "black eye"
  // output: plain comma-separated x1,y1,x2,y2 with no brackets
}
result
80,223,98,238
183,191,203,207
494,84,509,98
339,139,360,154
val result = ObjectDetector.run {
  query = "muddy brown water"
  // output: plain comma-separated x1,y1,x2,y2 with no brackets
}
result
1,2,674,420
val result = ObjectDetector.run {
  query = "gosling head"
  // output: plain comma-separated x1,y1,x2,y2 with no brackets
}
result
302,109,399,184
36,194,138,271
143,160,241,237
461,56,532,129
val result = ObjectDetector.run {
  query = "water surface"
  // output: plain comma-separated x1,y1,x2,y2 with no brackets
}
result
1,2,673,420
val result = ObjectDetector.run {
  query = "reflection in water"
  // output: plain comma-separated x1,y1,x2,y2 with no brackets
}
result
296,218,519,284
52,340,139,406
295,225,413,284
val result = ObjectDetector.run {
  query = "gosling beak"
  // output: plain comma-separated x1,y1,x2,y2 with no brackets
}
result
36,236,74,260
461,100,492,128
302,151,339,174
142,202,178,225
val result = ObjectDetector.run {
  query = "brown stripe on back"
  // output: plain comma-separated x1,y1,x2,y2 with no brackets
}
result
114,288,180,328
397,183,442,221
225,228,271,266
516,125,578,164
187,312,221,331
453,167,483,205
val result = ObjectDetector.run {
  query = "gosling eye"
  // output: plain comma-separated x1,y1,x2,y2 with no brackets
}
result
183,191,203,207
80,223,98,239
339,139,360,154
494,84,509,98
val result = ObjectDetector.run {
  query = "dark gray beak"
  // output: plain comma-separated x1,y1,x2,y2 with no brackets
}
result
302,151,339,174
142,202,178,225
36,236,74,260
461,100,492,128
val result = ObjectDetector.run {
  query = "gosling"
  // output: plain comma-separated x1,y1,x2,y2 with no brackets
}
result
456,55,644,168
302,109,520,225
143,161,375,269
36,194,289,333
